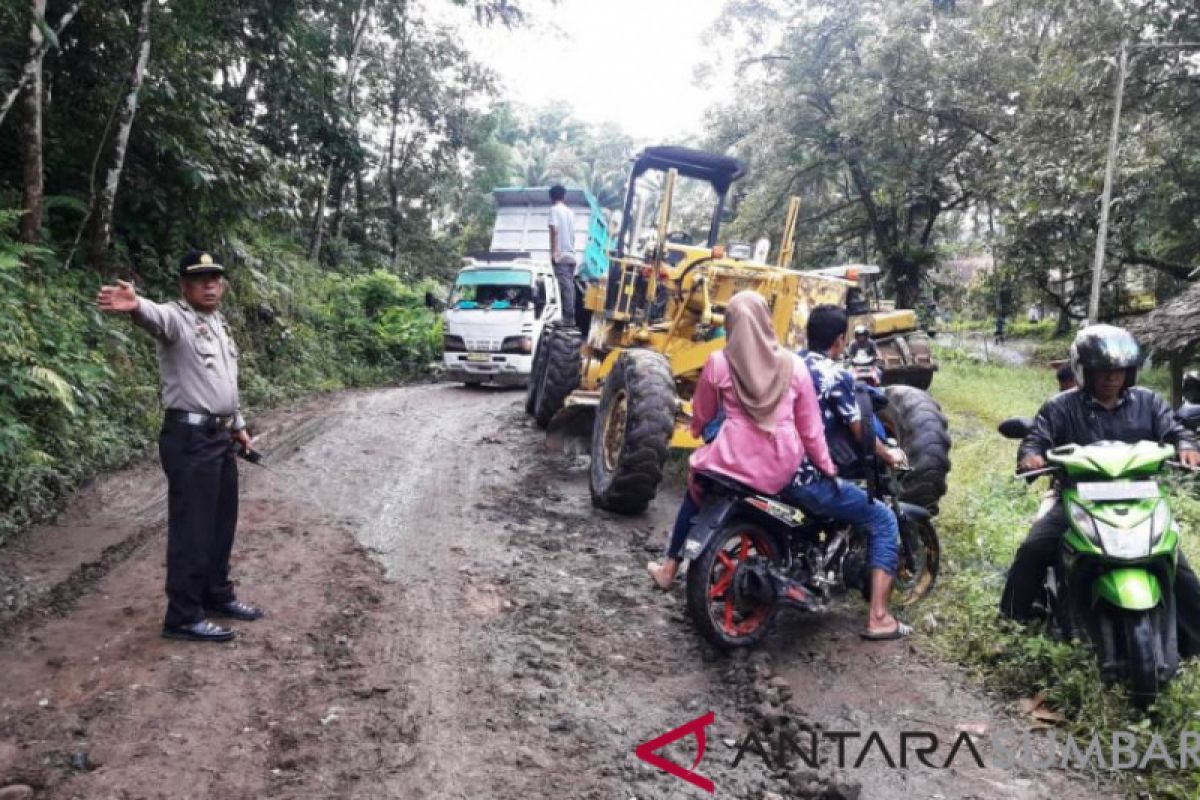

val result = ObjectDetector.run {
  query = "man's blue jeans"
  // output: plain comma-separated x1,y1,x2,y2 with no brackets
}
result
780,477,900,575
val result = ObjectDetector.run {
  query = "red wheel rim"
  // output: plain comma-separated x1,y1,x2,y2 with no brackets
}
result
706,529,775,638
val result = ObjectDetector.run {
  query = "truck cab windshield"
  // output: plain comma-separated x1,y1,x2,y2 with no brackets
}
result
451,269,534,310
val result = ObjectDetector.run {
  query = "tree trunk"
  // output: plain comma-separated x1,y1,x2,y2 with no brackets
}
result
0,0,83,130
308,0,374,263
309,169,330,261
1055,305,1072,337
19,0,47,244
88,0,152,269
330,170,348,241
889,254,921,309
1170,354,1184,410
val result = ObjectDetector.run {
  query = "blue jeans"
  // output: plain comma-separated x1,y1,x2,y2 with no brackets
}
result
666,492,701,560
780,477,899,575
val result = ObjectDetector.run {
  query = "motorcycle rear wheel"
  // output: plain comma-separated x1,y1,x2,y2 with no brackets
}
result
685,522,779,649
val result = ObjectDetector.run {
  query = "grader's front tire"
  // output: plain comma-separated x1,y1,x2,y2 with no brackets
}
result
533,326,582,430
589,350,675,515
880,385,951,512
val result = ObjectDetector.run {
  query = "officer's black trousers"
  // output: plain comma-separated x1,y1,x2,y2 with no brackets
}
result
1000,501,1200,657
159,419,239,627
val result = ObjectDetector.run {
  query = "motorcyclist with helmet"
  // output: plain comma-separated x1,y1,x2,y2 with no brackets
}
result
1000,325,1200,652
847,324,877,361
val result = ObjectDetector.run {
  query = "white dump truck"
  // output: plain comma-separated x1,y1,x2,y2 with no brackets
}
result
439,188,609,386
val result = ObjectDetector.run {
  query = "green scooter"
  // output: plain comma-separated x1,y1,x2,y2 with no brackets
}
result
1000,418,1187,706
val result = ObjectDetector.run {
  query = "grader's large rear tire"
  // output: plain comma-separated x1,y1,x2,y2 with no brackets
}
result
589,350,675,515
881,385,951,512
533,326,582,430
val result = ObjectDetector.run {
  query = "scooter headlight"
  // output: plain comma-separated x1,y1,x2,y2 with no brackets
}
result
1150,500,1173,547
1067,499,1101,545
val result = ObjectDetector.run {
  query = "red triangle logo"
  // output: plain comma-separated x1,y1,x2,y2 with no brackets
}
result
634,711,716,793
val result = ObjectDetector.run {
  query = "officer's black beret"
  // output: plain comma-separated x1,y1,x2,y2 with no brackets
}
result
179,250,225,277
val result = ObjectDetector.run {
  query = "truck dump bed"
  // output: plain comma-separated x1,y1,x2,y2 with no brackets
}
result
490,188,610,281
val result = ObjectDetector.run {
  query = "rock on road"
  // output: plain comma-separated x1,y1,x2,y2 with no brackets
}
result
0,383,1107,799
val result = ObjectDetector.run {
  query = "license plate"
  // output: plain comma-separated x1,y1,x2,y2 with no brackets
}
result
466,353,491,362
1077,480,1160,502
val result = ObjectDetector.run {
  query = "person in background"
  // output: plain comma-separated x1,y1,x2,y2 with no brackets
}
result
646,292,836,602
847,324,877,361
1055,363,1077,392
96,251,265,643
547,185,577,328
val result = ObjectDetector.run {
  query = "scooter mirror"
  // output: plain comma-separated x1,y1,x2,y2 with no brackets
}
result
998,417,1034,440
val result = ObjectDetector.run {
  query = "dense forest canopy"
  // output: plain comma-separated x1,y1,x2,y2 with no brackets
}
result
709,0,1200,317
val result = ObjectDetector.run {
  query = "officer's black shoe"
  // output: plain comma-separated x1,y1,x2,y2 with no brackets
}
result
204,600,265,622
162,619,235,643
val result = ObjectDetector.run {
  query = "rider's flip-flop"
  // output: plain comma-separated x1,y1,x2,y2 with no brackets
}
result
860,621,913,641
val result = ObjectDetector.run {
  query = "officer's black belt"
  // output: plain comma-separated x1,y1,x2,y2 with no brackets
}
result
165,409,236,431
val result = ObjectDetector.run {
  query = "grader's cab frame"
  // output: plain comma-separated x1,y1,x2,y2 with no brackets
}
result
613,146,745,256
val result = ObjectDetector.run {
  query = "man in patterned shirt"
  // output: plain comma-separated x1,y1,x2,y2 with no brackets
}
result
780,305,910,640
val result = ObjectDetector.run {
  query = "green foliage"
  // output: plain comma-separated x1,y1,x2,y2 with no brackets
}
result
928,355,1200,797
0,210,157,541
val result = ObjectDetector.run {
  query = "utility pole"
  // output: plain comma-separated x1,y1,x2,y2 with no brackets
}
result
1089,40,1200,323
1088,40,1127,324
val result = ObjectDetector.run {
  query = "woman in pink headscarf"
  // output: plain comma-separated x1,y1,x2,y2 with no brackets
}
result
647,291,836,589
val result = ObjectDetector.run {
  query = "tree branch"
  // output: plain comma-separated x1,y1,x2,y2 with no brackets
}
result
0,0,85,130
1119,252,1196,281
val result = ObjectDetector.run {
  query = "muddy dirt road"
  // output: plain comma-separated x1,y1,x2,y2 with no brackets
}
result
0,384,1107,799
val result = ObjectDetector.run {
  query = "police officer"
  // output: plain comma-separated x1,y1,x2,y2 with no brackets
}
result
97,250,264,642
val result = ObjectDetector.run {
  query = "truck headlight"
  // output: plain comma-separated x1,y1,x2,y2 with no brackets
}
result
1067,499,1101,545
443,334,466,352
500,336,532,354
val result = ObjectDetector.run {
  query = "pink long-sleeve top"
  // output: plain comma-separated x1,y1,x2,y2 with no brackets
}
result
688,350,835,495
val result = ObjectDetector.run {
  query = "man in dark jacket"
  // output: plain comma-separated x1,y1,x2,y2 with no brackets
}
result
1000,326,1200,651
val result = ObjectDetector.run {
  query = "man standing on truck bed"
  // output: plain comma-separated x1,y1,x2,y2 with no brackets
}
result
547,184,577,328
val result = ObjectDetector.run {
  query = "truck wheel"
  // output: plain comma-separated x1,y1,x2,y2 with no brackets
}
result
525,329,552,416
589,350,675,514
533,326,582,430
881,386,951,512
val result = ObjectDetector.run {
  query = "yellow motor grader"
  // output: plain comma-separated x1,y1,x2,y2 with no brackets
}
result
525,146,949,515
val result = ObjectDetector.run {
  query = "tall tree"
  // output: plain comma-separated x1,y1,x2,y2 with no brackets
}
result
87,0,152,268
0,0,83,129
712,0,1001,307
18,0,46,244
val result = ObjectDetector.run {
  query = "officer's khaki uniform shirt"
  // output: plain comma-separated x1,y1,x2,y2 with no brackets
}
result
132,298,245,430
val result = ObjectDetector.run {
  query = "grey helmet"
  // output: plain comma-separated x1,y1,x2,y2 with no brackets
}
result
1069,324,1142,389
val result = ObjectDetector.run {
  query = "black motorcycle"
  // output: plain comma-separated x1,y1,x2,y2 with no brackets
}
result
681,466,940,649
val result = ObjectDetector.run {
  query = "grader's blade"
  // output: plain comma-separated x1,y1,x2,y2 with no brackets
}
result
545,393,599,455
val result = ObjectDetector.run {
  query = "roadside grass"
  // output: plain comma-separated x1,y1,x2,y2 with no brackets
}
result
928,352,1200,798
